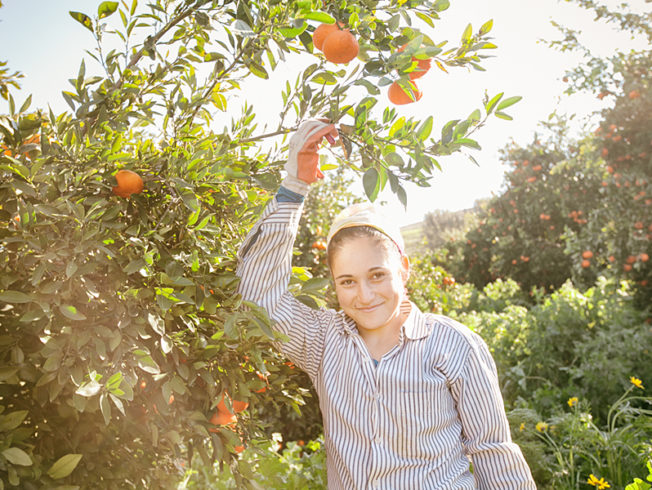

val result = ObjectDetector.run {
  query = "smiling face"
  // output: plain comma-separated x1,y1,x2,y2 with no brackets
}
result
329,231,409,337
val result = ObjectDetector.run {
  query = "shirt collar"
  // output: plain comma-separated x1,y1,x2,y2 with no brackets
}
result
401,302,431,340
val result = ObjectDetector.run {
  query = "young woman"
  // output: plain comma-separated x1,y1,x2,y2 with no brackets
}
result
236,120,535,489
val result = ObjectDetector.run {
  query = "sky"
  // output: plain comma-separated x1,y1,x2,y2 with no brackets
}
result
0,0,648,225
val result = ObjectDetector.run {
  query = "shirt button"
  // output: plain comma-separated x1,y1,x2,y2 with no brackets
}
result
374,435,381,444
371,481,380,489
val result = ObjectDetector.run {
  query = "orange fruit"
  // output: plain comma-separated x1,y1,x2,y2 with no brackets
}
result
640,253,649,262
313,22,342,52
217,392,249,414
582,250,593,259
112,169,144,198
388,80,422,105
209,410,237,431
581,259,591,268
322,29,359,64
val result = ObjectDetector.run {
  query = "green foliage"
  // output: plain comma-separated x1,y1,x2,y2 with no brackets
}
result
179,436,327,489
0,1,519,487
457,277,652,423
530,385,652,489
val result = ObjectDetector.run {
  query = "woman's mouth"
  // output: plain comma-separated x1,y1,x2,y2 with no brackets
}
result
357,304,382,312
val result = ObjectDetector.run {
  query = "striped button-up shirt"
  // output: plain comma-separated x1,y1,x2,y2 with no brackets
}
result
236,199,535,489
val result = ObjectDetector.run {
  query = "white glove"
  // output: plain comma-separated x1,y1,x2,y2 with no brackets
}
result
282,119,338,196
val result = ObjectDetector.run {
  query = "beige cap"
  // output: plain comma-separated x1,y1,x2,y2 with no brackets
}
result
326,202,405,255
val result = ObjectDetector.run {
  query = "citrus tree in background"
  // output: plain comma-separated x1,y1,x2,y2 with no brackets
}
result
429,0,650,303
0,0,520,487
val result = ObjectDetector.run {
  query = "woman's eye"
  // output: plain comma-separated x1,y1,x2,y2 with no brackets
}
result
339,279,354,287
371,272,386,280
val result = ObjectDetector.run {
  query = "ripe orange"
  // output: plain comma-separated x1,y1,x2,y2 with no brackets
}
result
581,259,591,268
388,80,422,105
209,410,237,431
322,29,359,64
112,169,144,198
640,253,649,262
582,250,593,259
313,22,342,51
217,392,248,414
628,90,640,99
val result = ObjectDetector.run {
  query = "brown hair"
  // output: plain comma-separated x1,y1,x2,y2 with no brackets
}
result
326,226,402,269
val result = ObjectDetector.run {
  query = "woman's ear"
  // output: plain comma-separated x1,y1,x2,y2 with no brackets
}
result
400,254,410,283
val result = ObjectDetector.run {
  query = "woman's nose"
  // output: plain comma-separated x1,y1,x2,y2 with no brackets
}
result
357,281,374,303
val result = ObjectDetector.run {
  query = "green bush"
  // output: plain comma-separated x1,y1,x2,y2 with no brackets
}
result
179,435,327,489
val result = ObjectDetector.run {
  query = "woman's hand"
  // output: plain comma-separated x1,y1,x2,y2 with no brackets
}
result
282,120,339,195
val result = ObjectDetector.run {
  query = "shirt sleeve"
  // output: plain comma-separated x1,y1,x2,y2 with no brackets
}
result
449,335,536,489
235,197,333,381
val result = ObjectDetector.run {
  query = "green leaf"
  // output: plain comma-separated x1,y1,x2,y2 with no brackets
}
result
100,393,111,425
98,1,119,18
496,95,522,111
494,111,513,120
415,11,434,27
416,116,433,141
19,95,32,113
2,447,32,466
396,185,408,208
457,138,481,150
485,92,503,114
47,454,83,479
389,116,406,137
136,354,160,374
363,168,380,201
69,12,94,33
461,23,472,43
479,19,493,35
278,25,306,38
298,12,334,23
0,410,28,431
59,304,87,321
310,72,337,85
76,379,101,397
0,291,33,303
353,79,380,95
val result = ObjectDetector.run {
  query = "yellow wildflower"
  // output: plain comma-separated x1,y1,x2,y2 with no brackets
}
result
587,473,611,489
567,397,578,407
630,376,644,389
519,422,525,432
535,421,548,432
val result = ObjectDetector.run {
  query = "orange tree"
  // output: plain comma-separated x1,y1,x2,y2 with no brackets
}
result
0,0,520,487
547,0,651,305
437,1,651,299
562,51,651,307
439,124,605,293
